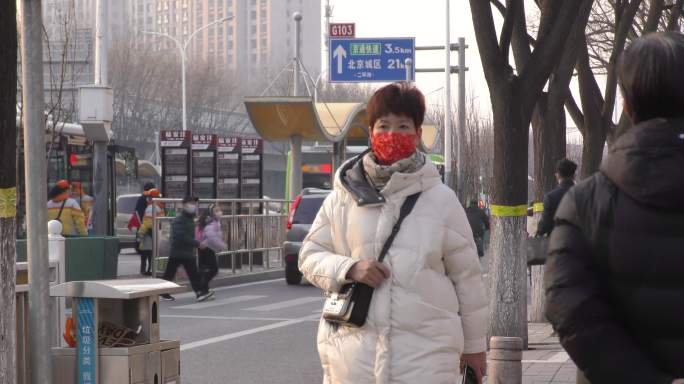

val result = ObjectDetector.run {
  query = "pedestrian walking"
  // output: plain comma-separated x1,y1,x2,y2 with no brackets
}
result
545,32,684,384
299,82,488,383
196,204,227,295
136,188,164,276
71,181,94,233
465,199,489,257
160,196,213,302
536,158,577,236
129,182,155,274
47,179,88,237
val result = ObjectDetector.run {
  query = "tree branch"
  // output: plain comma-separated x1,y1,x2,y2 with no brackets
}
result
520,0,593,120
490,0,506,16
565,93,586,135
644,0,665,33
499,0,522,61
470,0,508,86
602,0,643,125
667,0,684,30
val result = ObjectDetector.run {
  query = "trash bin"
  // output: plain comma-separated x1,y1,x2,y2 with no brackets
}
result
50,278,184,384
16,237,119,281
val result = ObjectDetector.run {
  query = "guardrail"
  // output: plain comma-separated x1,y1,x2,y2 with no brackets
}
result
151,198,290,276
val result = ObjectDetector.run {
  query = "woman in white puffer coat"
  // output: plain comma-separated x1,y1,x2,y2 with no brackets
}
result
300,82,488,384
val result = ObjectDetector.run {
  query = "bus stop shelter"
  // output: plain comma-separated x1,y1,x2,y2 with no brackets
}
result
244,96,440,200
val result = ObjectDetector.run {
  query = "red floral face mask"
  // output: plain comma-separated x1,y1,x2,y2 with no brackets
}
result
371,131,418,165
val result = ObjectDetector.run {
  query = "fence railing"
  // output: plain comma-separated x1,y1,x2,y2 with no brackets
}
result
152,198,290,276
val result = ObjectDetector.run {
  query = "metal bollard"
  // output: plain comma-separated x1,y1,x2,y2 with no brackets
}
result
487,336,523,384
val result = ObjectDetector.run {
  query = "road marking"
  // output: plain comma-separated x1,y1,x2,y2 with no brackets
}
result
171,278,284,299
243,297,323,311
162,314,319,322
522,352,570,364
171,295,266,310
180,314,319,351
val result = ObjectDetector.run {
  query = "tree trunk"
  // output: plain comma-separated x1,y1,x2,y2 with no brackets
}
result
529,96,566,323
488,83,530,347
0,0,18,382
580,127,607,180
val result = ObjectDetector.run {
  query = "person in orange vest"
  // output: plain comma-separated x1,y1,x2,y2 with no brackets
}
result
47,180,87,236
137,188,165,276
71,181,94,232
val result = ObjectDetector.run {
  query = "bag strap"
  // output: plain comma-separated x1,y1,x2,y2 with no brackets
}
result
377,192,421,263
56,200,67,222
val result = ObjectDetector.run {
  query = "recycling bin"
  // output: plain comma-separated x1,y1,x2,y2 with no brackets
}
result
50,278,184,384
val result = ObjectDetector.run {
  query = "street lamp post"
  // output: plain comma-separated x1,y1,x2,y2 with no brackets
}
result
142,16,234,132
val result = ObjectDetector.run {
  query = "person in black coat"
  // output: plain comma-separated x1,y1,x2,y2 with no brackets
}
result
536,159,577,236
160,196,213,302
135,182,155,274
544,32,684,384
465,200,489,257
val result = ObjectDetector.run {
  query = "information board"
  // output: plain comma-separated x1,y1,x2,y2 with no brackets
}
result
240,138,263,199
217,137,241,199
160,130,192,199
192,134,217,199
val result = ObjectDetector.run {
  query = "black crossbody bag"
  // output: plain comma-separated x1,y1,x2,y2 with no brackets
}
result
322,192,421,328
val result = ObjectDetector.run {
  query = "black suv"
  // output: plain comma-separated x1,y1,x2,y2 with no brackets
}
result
283,188,330,284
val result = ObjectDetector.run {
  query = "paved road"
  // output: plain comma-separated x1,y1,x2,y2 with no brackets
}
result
159,278,324,384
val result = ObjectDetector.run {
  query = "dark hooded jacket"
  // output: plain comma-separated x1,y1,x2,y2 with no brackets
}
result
544,118,684,384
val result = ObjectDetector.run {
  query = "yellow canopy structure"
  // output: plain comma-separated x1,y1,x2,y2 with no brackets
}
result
244,96,440,151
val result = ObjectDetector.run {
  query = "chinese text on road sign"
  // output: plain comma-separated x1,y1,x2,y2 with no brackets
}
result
329,37,415,82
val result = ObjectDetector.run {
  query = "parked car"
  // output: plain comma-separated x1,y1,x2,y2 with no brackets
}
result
115,193,139,249
283,188,330,285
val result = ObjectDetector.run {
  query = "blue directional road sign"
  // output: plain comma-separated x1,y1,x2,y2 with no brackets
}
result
329,37,415,83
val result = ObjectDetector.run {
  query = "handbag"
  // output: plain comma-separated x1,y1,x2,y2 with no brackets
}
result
322,192,421,328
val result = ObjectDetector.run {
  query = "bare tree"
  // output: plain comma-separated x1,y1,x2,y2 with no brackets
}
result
469,0,593,345
0,0,18,382
566,0,680,178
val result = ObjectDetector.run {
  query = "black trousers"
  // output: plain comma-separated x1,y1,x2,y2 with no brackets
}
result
139,250,152,274
162,257,203,294
198,248,219,293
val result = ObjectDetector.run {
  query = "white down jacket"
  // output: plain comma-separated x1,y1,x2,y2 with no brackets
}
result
299,154,488,384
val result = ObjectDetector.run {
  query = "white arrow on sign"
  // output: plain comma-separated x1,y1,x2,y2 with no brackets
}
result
333,45,347,74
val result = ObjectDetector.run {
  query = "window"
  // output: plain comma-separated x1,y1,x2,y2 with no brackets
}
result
251,10,257,19
251,53,257,62
251,39,257,48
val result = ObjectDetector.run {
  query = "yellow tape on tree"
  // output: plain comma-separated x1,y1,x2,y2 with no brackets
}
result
533,203,544,213
0,187,17,218
490,204,528,217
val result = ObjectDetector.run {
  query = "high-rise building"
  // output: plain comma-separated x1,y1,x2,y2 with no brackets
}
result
136,0,322,85
42,0,322,89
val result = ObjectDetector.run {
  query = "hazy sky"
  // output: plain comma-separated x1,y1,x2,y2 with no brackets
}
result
321,0,491,117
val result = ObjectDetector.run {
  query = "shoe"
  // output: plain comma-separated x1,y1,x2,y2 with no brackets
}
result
160,294,175,301
196,291,215,302
143,271,152,276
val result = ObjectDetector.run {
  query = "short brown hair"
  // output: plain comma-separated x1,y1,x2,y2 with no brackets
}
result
367,82,426,129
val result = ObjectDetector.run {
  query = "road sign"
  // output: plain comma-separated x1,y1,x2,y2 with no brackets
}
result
329,37,415,83
329,23,355,38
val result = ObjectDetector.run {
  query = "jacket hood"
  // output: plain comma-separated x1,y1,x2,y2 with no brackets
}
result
600,118,684,211
335,150,442,206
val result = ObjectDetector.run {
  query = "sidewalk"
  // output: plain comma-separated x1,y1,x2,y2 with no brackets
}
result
521,323,577,383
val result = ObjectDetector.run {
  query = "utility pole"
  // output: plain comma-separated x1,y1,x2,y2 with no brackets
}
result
457,36,467,199
19,0,53,382
289,12,304,201
444,0,453,189
91,0,110,235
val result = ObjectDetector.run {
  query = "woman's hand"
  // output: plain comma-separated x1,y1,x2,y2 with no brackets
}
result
346,260,390,288
460,352,486,384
